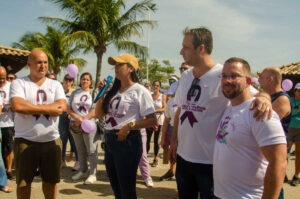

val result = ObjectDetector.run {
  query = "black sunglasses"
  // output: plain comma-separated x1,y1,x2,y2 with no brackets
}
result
179,67,188,71
189,78,200,97
7,77,15,80
64,78,74,82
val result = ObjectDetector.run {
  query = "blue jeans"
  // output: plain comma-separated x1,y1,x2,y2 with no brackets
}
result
176,154,214,199
59,112,78,160
105,130,142,199
0,131,8,188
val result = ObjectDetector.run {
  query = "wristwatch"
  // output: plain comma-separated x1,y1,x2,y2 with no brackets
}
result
128,121,135,129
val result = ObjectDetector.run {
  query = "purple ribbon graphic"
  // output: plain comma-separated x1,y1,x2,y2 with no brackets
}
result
106,117,118,127
0,90,6,106
106,96,122,127
33,89,50,120
76,95,88,113
180,84,202,127
180,111,198,127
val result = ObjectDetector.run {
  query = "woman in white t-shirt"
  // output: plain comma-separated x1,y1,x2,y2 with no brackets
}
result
95,53,156,199
67,72,99,184
146,80,166,167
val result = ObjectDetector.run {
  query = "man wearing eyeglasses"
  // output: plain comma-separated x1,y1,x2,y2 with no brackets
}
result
213,57,287,199
170,27,272,199
0,66,15,180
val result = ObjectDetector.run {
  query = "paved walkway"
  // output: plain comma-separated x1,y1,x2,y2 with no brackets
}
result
2,143,300,198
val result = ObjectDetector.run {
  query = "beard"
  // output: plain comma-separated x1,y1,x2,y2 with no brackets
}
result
222,83,244,99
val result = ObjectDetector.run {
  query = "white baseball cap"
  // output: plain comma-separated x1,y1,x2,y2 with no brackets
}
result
295,83,300,89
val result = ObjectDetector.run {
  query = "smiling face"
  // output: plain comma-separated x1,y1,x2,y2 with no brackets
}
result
152,81,161,93
221,62,250,100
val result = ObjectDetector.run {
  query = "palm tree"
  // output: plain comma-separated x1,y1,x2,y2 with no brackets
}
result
12,26,87,74
39,0,156,85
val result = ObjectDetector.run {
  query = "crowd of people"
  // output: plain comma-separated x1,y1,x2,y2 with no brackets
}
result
0,26,300,199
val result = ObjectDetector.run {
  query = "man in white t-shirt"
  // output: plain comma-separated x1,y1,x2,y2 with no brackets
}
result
0,66,15,180
214,57,287,199
10,49,67,199
170,27,272,199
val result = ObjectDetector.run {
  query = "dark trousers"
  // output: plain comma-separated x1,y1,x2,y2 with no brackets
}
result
176,155,215,199
146,125,161,156
105,130,142,199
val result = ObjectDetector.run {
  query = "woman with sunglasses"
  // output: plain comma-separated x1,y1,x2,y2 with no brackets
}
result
146,80,166,167
59,74,79,170
68,72,99,184
95,53,156,199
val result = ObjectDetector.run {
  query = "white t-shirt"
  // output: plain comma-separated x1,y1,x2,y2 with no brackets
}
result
153,93,165,125
69,89,94,120
10,77,66,142
174,64,229,164
0,82,14,127
166,81,179,96
213,98,286,199
104,83,155,130
164,97,178,126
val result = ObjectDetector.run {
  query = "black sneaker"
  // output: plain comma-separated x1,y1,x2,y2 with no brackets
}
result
6,172,14,180
159,170,174,181
151,159,158,167
290,175,299,186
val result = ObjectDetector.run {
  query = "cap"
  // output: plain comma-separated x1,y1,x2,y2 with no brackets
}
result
108,53,139,70
295,83,300,89
169,75,179,81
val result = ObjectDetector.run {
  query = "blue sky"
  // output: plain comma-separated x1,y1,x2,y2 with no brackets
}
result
1,0,300,80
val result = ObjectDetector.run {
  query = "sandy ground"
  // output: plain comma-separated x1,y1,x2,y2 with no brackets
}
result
2,142,300,199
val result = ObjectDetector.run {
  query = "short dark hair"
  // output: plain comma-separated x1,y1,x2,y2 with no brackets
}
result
224,57,251,76
183,27,213,54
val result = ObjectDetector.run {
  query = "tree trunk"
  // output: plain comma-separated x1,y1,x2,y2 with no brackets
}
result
95,50,104,87
94,44,106,87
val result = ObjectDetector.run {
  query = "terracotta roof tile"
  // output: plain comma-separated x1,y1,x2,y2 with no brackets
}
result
0,45,30,57
280,62,300,75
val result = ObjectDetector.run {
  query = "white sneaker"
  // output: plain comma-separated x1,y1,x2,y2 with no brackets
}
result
144,177,154,187
72,161,80,171
84,174,97,184
72,171,87,180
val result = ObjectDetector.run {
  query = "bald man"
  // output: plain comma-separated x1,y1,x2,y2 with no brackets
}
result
259,67,291,136
10,49,67,199
259,67,291,198
0,66,15,180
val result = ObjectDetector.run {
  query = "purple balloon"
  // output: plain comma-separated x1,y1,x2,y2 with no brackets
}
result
282,79,293,92
81,120,96,133
66,64,78,78
251,77,259,85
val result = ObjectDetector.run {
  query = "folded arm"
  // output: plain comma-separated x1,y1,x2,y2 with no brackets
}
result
11,97,66,116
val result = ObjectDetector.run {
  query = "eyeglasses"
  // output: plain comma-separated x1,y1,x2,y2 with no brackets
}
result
189,78,200,97
153,84,160,88
179,67,188,71
64,78,74,82
221,74,247,80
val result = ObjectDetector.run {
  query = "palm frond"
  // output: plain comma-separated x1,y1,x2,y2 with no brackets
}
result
114,40,147,58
